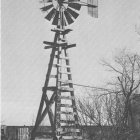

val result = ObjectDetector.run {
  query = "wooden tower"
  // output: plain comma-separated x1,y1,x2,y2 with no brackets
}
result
31,0,98,140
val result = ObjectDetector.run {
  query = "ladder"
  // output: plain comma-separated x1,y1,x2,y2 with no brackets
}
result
31,27,82,140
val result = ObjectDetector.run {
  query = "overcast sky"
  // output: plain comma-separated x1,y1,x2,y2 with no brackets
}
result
1,0,140,125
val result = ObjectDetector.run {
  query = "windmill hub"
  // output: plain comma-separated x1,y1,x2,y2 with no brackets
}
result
57,0,64,6
53,0,68,10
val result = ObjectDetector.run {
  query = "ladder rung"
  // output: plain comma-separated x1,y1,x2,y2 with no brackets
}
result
50,75,57,78
59,71,71,75
55,55,69,60
58,79,73,84
57,64,71,68
61,132,80,136
61,125,78,129
59,111,75,115
46,87,74,92
53,64,71,68
60,96,75,100
58,87,74,92
47,86,56,91
61,83,69,86
60,104,73,108
60,120,77,124
57,129,80,133
62,136,82,139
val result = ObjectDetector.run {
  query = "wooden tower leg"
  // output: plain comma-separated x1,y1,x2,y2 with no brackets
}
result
31,28,82,140
31,32,59,140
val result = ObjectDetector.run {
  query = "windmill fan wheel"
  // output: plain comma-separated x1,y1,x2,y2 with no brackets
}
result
41,0,81,26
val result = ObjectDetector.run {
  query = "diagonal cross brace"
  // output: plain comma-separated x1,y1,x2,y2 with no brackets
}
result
31,91,56,137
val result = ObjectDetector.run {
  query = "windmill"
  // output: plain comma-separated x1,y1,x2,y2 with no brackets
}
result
31,0,98,140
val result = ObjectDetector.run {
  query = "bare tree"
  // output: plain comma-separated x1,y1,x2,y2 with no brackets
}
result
76,50,140,140
102,50,140,130
77,96,103,126
104,94,127,140
77,94,107,140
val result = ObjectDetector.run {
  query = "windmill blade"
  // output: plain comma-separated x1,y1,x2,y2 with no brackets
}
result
64,10,74,25
45,8,56,21
87,4,97,8
52,11,59,25
40,4,53,11
68,2,81,11
67,8,79,19
62,12,67,26
87,0,98,18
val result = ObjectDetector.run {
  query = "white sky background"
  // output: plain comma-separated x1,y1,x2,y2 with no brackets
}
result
1,0,140,125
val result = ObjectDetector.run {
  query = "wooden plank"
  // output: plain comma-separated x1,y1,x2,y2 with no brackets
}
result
55,55,69,60
53,64,71,68
50,75,57,78
44,46,53,49
61,125,76,128
57,42,67,46
62,136,82,140
60,104,73,108
60,120,76,124
61,131,80,136
58,79,73,84
65,44,76,49
59,71,71,75
58,87,74,92
61,83,69,86
51,28,73,35
58,111,75,115
57,129,80,133
43,41,55,45
43,41,67,47
57,64,71,68
51,28,64,32
47,86,56,91
59,38,66,42
44,43,76,50
60,96,74,100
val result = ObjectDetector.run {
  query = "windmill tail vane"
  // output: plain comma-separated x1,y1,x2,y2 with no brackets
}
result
87,0,98,18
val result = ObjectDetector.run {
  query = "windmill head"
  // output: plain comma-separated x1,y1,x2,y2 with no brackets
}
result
40,0,98,26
